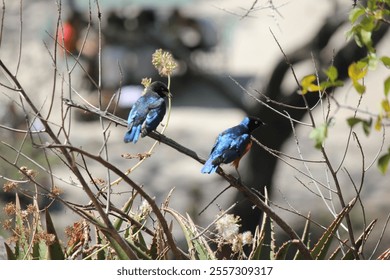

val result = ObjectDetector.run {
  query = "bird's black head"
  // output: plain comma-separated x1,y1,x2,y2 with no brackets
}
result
149,81,170,98
243,116,264,132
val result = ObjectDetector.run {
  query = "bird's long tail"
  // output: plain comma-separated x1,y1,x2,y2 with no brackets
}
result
201,157,218,174
124,125,142,143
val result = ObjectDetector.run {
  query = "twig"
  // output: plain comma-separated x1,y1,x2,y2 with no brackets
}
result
286,110,338,217
15,0,23,76
229,76,312,127
198,185,232,216
192,203,237,240
240,0,259,19
0,0,5,48
369,212,390,259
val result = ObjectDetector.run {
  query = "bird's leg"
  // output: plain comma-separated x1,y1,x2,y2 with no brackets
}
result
235,168,242,183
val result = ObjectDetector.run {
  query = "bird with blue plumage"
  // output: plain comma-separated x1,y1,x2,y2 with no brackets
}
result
124,81,170,143
201,116,264,174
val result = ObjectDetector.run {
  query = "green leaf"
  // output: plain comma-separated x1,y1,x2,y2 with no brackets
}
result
375,115,382,131
311,203,353,259
14,193,28,259
45,210,65,260
373,9,383,20
367,53,378,70
309,124,328,149
95,229,106,260
347,117,372,136
165,208,215,260
342,219,377,260
4,243,16,260
275,241,291,260
332,80,344,87
348,62,368,82
360,15,376,31
85,213,131,260
353,81,366,94
300,74,322,94
382,99,390,113
378,150,390,174
294,213,311,260
349,7,365,23
249,198,269,260
360,29,372,47
32,198,47,260
347,117,361,128
329,243,343,260
384,76,390,96
380,56,390,68
324,66,338,82
353,32,364,47
348,117,372,134
363,120,372,135
248,226,265,260
124,237,151,260
113,195,135,231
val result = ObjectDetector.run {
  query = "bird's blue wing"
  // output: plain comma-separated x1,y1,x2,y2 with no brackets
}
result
221,133,250,163
201,131,233,173
141,98,166,136
124,95,152,143
230,133,250,155
201,123,252,174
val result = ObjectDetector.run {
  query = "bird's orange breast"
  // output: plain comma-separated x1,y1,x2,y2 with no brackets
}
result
231,140,252,169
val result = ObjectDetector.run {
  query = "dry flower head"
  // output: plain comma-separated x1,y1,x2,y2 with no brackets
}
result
152,49,177,77
3,181,18,192
141,77,152,88
215,213,241,241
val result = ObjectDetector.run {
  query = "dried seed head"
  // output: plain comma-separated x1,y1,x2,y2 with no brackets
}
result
19,166,38,179
141,77,152,88
152,49,177,77
36,232,56,246
242,231,253,245
232,235,243,253
139,199,152,217
3,181,18,192
2,219,12,230
215,214,241,241
26,204,38,214
65,221,89,248
3,202,16,216
50,186,63,197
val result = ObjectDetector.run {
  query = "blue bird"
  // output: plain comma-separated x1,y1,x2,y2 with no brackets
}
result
124,81,170,143
201,116,264,174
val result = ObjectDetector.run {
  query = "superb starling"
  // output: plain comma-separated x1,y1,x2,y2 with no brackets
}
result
201,116,264,174
124,81,170,143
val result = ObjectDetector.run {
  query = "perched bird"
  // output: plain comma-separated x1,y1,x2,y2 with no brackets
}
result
201,116,264,174
124,81,170,143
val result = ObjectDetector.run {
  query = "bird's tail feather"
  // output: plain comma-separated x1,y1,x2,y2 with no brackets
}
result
201,158,218,174
124,125,142,143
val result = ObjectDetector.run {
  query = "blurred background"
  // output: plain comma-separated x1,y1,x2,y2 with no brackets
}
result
0,0,389,258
